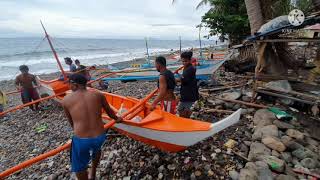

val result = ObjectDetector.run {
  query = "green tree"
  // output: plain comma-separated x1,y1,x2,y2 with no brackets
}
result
201,0,250,44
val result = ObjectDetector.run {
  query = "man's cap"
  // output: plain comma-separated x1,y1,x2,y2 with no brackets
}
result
69,74,87,85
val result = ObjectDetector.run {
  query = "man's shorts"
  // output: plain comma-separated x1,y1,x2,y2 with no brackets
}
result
177,101,195,113
0,104,3,113
71,133,106,172
161,100,177,114
21,88,40,104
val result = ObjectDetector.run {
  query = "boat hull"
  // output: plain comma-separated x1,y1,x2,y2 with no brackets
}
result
103,60,226,81
37,78,241,152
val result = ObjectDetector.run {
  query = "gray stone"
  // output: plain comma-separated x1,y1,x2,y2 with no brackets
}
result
252,125,279,140
280,152,292,163
275,174,297,180
286,141,304,151
292,148,318,160
272,150,280,158
300,158,318,169
158,173,164,179
239,168,258,180
253,109,277,128
273,120,294,129
262,136,286,152
286,129,304,140
229,170,239,180
245,162,257,170
280,136,292,146
244,141,252,146
255,161,273,180
306,137,319,147
253,109,277,125
261,155,285,173
158,165,165,173
248,142,271,161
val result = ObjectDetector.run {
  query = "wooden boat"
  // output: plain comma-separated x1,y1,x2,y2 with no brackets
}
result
103,60,226,81
37,77,241,152
0,22,241,178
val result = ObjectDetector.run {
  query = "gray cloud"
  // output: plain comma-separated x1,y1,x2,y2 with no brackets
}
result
0,0,210,39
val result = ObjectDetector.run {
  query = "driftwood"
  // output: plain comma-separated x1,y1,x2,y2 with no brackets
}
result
200,84,246,92
256,89,316,105
204,108,235,114
200,92,268,109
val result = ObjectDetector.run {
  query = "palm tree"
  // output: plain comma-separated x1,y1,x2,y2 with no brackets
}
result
244,0,264,35
313,0,320,10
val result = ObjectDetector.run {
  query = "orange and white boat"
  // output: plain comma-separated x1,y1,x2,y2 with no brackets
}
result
36,77,241,153
0,22,242,179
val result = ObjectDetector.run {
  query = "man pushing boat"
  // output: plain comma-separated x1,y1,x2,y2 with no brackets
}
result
150,56,177,114
15,65,40,111
62,74,122,180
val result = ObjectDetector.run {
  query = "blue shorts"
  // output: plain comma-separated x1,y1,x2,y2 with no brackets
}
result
71,133,106,172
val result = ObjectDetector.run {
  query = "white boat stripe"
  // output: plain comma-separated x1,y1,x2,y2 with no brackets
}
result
115,109,241,146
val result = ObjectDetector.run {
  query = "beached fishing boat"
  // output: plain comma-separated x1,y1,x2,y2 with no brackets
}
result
0,22,241,178
102,60,225,81
36,77,241,152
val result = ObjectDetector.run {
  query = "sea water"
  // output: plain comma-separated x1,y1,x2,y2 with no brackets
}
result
0,38,204,80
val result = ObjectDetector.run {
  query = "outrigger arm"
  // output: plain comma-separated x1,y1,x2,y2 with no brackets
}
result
40,20,67,80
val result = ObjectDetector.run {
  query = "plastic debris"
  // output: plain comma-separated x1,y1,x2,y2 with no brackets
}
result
224,139,237,149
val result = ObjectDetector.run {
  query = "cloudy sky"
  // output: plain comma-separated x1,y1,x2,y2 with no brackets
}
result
0,0,210,40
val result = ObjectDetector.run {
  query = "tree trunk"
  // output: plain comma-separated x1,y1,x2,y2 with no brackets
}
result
244,0,264,35
313,0,320,10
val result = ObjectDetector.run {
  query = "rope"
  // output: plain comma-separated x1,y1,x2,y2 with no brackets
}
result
10,37,46,79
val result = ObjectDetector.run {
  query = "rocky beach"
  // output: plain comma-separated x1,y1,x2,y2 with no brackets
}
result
0,61,319,180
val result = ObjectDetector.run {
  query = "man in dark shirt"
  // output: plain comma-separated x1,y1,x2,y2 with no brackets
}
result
75,59,91,80
176,51,199,118
150,56,176,114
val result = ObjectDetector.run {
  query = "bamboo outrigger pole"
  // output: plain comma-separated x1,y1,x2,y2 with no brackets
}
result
0,88,158,179
40,21,67,81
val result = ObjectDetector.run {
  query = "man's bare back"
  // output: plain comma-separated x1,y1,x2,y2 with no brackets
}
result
62,90,106,138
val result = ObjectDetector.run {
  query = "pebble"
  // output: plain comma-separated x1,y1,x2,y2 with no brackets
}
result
215,148,222,153
300,158,318,169
167,164,176,170
262,136,286,152
229,170,239,180
286,129,304,140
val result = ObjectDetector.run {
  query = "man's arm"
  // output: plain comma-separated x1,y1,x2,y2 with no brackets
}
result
151,75,167,110
32,75,38,86
100,93,122,122
62,102,73,128
15,77,21,90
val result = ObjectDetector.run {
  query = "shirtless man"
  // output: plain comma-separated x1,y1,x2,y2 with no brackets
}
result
62,74,122,180
15,65,40,110
150,56,176,114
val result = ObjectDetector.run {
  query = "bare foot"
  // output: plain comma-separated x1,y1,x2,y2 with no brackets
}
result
88,168,95,180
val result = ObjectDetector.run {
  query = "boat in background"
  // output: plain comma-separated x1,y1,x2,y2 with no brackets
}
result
102,59,225,81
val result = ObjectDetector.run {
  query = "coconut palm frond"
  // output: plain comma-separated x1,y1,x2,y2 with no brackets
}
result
196,0,210,9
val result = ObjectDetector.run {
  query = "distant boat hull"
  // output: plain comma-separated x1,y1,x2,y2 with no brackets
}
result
103,60,225,81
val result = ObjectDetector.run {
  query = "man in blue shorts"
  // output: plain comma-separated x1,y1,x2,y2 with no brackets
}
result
62,74,122,180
